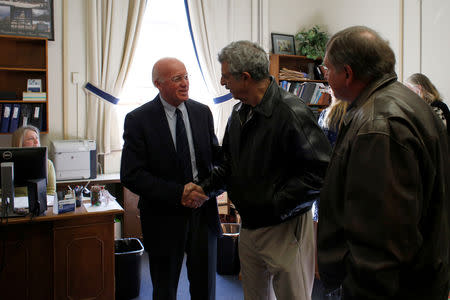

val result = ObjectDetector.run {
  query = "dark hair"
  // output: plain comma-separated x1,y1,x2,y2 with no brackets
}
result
326,26,395,82
218,40,269,81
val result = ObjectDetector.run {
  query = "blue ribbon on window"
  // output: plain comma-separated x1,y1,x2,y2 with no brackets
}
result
84,82,120,105
184,1,206,87
184,0,233,105
213,93,233,104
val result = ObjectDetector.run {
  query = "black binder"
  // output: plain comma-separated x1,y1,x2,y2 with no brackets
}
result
29,103,43,130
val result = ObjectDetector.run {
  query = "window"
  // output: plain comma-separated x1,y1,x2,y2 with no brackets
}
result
117,0,213,136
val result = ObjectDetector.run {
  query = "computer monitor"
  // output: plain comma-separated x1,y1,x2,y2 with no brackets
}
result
0,147,47,217
0,147,47,186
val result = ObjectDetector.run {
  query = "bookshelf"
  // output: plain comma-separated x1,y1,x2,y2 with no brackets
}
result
0,35,48,134
269,54,330,109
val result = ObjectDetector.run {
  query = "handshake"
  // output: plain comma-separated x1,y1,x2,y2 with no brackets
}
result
181,182,209,208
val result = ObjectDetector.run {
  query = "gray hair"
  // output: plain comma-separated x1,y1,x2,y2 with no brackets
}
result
11,125,40,147
325,26,395,82
218,41,269,81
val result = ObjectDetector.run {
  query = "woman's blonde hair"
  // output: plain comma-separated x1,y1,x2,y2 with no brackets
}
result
406,73,442,105
11,125,40,147
323,97,349,131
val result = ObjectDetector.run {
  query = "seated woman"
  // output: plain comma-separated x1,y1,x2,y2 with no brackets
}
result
11,125,56,196
406,73,450,135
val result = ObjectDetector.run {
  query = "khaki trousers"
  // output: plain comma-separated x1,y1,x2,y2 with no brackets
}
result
239,211,314,300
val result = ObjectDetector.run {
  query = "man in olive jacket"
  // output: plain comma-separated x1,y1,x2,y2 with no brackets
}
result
201,41,331,300
318,26,450,300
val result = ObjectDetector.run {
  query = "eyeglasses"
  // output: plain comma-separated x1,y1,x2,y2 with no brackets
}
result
320,64,329,72
171,74,189,83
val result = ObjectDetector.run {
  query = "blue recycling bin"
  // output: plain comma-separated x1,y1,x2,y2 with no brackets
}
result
115,238,144,299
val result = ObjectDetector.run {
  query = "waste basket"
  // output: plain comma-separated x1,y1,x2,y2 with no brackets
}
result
115,238,144,299
217,223,241,275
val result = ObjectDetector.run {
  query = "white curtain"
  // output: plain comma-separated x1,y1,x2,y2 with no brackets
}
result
85,0,147,154
186,0,269,142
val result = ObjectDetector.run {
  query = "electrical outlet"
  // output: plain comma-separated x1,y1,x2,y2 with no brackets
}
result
72,72,80,84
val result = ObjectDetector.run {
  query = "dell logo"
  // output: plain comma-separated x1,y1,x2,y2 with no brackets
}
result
2,151,12,160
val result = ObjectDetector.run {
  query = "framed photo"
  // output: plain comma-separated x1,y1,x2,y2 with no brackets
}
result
271,33,295,55
0,0,54,40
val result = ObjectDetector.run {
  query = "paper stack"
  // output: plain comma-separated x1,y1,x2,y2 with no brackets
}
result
23,92,47,101
279,68,308,81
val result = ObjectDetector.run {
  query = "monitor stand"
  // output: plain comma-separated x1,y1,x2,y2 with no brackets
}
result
1,162,26,218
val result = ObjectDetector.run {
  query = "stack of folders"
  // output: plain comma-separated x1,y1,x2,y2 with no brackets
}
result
0,103,45,133
23,92,47,101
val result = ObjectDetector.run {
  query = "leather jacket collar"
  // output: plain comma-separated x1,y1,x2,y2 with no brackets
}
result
343,73,397,126
234,76,277,119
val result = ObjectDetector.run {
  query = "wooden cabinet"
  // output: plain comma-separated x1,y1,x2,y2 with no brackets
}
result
0,35,48,133
0,203,122,300
54,214,116,300
0,222,53,300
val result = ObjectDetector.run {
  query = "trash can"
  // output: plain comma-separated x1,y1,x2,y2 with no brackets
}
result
217,223,241,275
115,238,144,299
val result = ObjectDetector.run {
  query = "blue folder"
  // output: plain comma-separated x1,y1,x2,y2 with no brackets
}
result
0,103,12,133
8,103,21,133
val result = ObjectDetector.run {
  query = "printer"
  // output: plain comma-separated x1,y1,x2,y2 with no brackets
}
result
50,140,97,180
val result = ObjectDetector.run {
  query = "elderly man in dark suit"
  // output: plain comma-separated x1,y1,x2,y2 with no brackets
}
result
121,57,222,300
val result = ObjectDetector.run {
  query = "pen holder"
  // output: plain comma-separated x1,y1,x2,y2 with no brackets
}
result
75,191,82,207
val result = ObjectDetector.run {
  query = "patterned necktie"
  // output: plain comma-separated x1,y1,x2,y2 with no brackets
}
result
175,108,193,182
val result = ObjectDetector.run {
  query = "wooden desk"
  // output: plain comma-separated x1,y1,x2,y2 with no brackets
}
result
57,173,143,239
0,200,123,300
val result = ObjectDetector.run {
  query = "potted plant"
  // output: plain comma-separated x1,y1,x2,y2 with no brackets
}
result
295,25,329,60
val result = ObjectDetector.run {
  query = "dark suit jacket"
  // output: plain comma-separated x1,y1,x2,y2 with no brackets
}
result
120,95,222,248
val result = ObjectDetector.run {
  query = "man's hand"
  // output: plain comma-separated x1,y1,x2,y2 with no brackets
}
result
182,182,208,208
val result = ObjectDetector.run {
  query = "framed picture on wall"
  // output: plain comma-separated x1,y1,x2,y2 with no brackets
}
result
271,33,295,55
0,0,54,40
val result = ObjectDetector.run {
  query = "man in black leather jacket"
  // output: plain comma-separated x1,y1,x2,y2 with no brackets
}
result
318,26,450,300
201,41,331,300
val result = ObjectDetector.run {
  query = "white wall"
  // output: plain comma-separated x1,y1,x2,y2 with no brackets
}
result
269,0,400,59
46,0,64,144
421,0,450,103
62,0,87,140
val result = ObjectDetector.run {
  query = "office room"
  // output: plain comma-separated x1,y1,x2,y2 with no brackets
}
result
0,0,449,299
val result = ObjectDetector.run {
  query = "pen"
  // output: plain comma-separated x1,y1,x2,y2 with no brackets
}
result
83,180,91,191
